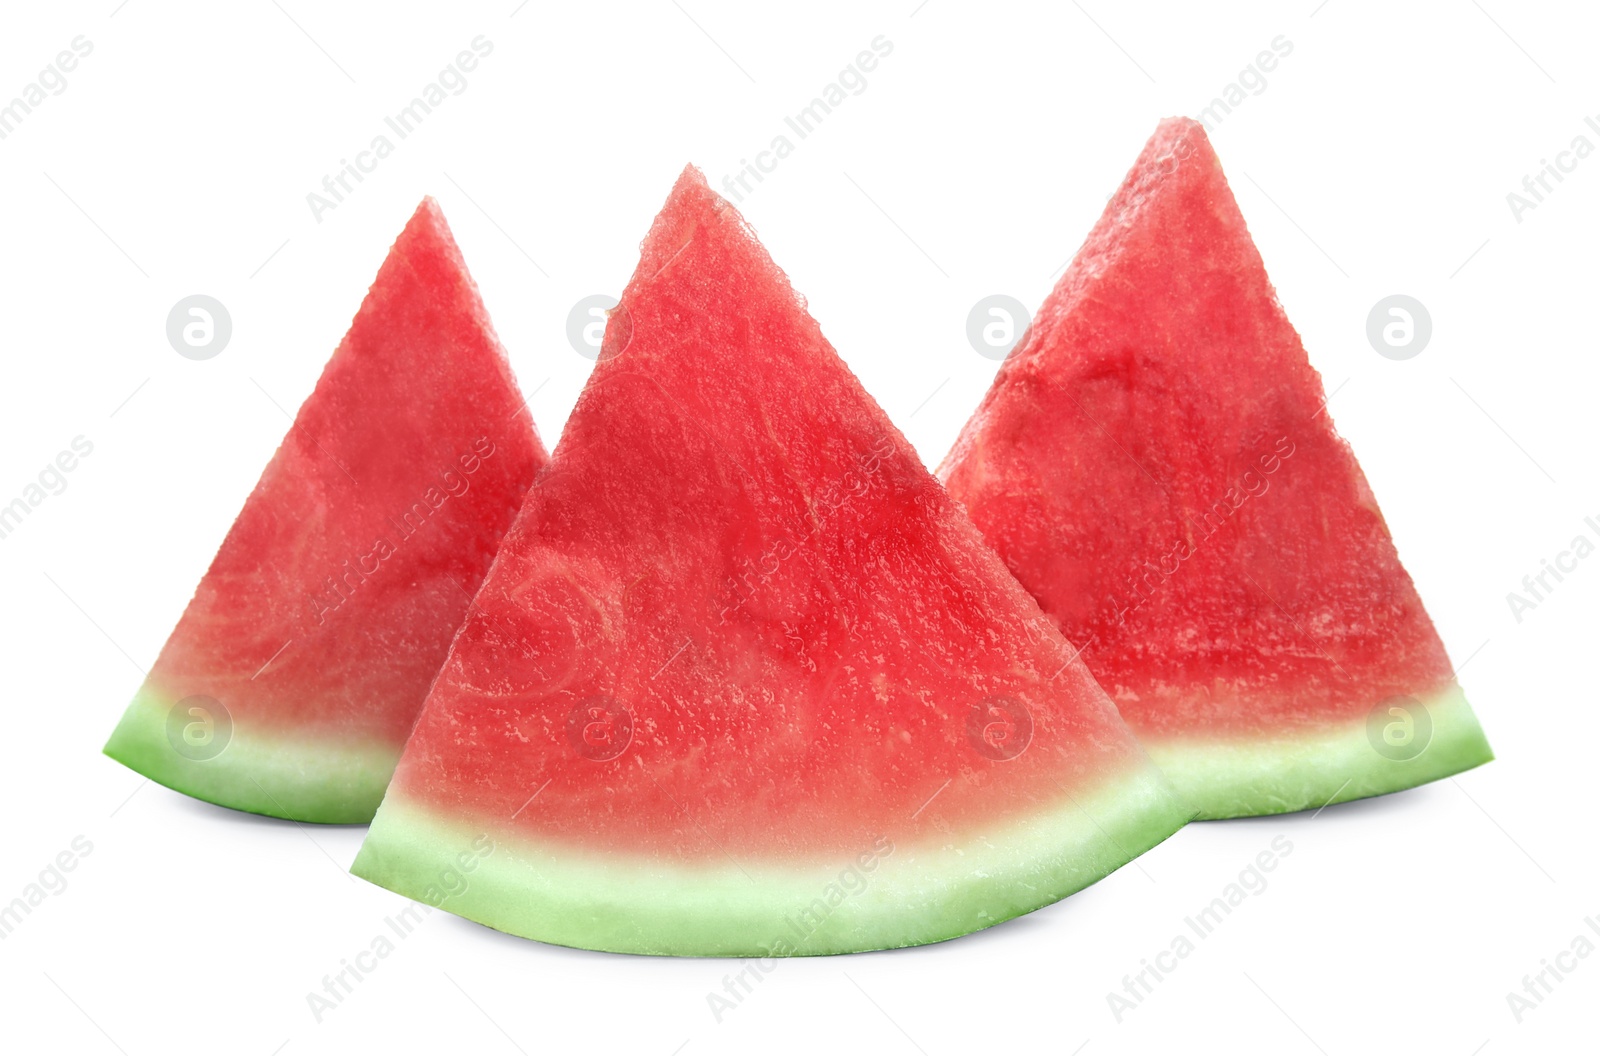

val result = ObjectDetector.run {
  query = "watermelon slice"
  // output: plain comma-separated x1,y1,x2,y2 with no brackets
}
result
939,118,1492,819
103,200,548,823
351,167,1189,955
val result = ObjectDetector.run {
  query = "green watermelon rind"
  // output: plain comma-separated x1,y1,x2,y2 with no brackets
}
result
103,690,399,824
350,767,1191,956
1144,682,1493,820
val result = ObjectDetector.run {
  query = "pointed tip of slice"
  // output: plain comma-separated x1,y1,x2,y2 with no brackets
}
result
1126,115,1222,193
396,194,461,258
628,167,707,281
409,196,451,244
659,162,731,228
672,162,710,190
614,162,764,316
358,195,532,424
657,163,719,224
666,162,749,226
1145,115,1211,154
1155,114,1206,136
1023,114,1237,336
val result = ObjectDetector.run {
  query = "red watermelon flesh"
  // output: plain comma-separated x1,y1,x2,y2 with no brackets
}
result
103,200,548,823
939,118,1492,818
351,167,1189,955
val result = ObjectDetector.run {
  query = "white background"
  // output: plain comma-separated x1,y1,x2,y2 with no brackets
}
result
1,1,1594,1053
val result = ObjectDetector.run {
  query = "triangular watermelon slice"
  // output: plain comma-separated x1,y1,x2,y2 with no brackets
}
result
939,118,1492,819
351,167,1189,955
104,200,548,823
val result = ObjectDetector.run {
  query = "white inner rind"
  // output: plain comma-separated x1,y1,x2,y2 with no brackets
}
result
351,765,1190,956
103,689,400,823
1141,682,1492,819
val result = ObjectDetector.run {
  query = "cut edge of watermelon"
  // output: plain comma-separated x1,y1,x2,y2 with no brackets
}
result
350,766,1190,957
1142,682,1492,820
103,690,398,824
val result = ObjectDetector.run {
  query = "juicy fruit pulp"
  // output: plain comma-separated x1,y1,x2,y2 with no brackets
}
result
352,167,1189,955
103,200,548,823
939,118,1491,819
